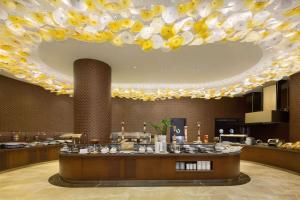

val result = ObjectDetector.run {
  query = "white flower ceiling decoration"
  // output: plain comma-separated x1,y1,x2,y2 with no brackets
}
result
0,0,300,101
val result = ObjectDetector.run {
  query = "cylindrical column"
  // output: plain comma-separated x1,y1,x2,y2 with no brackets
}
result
74,59,111,144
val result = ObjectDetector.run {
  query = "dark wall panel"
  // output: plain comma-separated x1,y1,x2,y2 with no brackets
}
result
290,72,300,142
111,98,246,142
0,70,300,144
248,123,289,142
0,75,246,142
0,75,73,134
2,70,300,142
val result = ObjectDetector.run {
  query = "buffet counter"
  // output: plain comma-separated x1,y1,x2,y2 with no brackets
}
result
0,145,60,171
59,152,240,181
241,145,300,174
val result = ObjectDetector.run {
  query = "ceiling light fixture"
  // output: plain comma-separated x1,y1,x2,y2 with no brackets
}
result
0,0,299,101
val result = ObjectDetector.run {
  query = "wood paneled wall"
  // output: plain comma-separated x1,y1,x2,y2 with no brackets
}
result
2,71,300,142
0,75,73,134
112,97,246,142
289,72,300,142
0,75,246,142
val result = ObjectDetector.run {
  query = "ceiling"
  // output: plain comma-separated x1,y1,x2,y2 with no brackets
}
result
38,40,262,85
1,0,299,100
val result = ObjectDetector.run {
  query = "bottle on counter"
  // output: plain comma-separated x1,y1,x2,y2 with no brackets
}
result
143,121,151,144
204,135,209,143
121,121,125,140
172,126,181,153
184,126,188,143
172,126,177,152
143,122,147,133
197,122,202,143
172,126,177,145
141,122,147,144
148,132,151,144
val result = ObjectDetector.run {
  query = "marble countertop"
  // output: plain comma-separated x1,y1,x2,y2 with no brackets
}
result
242,144,300,153
60,151,240,157
0,144,61,152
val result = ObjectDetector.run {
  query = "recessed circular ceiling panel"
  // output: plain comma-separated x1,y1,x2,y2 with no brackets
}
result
38,40,262,84
0,0,299,100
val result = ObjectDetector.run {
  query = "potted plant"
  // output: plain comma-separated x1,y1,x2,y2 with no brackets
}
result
151,119,171,136
151,119,171,153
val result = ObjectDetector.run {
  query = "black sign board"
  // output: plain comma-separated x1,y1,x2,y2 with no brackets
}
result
170,118,186,144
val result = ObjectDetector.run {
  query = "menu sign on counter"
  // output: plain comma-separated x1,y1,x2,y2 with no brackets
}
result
170,118,186,144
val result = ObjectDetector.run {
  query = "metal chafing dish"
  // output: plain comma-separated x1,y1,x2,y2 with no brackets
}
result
59,133,82,140
59,133,82,153
267,138,283,147
0,142,27,149
111,132,151,144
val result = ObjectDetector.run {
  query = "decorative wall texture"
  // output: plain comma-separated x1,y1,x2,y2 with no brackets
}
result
0,75,246,142
111,98,246,142
74,59,111,143
289,72,300,142
2,71,300,142
0,75,73,139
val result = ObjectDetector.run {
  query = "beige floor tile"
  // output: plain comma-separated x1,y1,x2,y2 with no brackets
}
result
0,161,300,200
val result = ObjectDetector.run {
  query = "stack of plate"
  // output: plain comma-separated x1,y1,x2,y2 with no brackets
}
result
2,142,26,149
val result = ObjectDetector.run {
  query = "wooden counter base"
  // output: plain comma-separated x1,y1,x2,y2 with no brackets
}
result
59,153,240,181
241,145,300,174
0,145,60,172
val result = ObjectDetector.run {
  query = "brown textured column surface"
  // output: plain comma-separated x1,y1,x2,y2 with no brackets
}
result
74,59,111,144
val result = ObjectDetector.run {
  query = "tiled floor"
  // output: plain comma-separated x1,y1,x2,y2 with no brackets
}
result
0,161,300,200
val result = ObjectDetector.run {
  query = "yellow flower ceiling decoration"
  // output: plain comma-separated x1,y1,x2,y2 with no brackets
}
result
0,0,300,101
